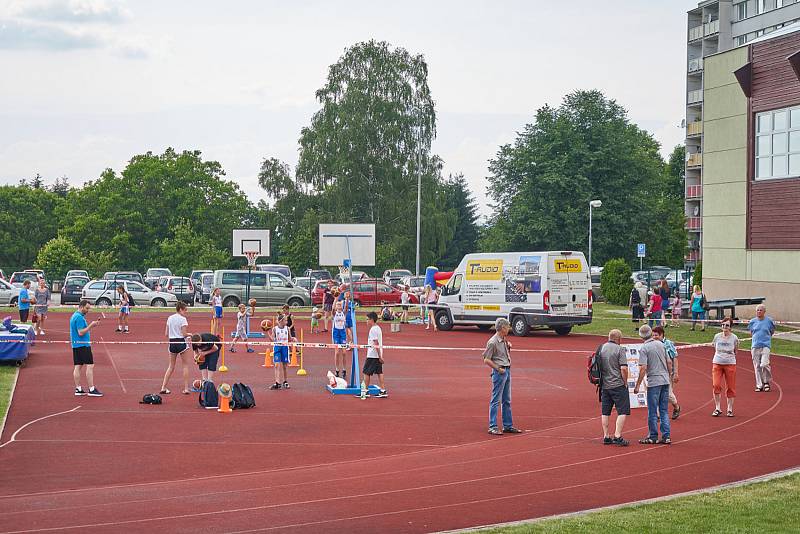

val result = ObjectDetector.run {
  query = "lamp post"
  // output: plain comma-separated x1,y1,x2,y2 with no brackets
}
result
588,199,602,271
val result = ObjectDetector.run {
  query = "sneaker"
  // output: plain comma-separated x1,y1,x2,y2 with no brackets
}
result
229,347,237,353
87,387,103,397
246,348,255,353
282,382,290,389
672,405,681,420
335,370,340,378
360,391,367,400
342,370,347,380
612,437,630,447
75,387,87,396
503,427,522,434
39,330,45,335
115,328,122,333
488,427,502,435
269,383,281,390
603,436,614,445
377,390,388,398
123,330,130,334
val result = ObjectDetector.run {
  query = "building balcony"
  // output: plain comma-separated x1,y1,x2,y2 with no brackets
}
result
686,121,703,136
688,89,703,105
685,249,701,262
689,25,704,41
704,19,720,36
686,184,702,199
686,216,702,230
687,153,703,167
688,57,703,73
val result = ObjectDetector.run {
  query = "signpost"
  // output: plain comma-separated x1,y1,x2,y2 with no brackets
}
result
637,243,646,271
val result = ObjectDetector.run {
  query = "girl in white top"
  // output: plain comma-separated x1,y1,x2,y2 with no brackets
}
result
400,287,410,324
161,301,192,395
711,317,739,417
210,288,223,336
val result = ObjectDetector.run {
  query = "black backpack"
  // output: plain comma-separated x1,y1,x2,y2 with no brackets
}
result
139,393,162,405
124,291,135,307
199,380,219,409
231,382,256,409
630,287,641,305
587,343,605,401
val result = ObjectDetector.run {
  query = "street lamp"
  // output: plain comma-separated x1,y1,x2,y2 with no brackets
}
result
588,199,602,271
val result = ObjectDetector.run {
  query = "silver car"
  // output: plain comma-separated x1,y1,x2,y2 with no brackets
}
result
0,279,20,306
81,280,178,307
212,270,310,307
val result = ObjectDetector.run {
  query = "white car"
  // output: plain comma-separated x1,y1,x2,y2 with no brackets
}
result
400,275,426,296
0,279,21,306
81,280,177,307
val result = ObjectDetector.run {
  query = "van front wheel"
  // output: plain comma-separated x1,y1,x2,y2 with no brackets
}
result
553,326,572,336
511,315,529,337
435,311,453,331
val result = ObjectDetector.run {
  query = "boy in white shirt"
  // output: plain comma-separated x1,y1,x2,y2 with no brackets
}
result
361,311,387,399
229,303,255,353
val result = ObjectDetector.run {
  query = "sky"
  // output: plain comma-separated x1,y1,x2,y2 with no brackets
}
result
0,0,700,218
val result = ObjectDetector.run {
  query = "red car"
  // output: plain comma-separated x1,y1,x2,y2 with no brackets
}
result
344,279,419,307
310,279,336,306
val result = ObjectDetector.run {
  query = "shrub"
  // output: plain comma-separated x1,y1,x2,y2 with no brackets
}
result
693,261,703,289
600,258,633,306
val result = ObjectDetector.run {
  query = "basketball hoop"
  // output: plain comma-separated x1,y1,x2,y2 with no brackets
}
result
244,251,259,269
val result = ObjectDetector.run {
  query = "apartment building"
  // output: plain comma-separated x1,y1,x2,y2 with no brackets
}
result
685,0,800,265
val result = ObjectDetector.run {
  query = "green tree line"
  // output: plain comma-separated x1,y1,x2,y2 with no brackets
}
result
0,41,685,281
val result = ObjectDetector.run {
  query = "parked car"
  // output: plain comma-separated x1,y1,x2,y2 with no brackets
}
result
24,269,45,279
341,279,420,307
66,270,89,279
159,276,195,306
189,270,213,287
303,269,333,281
61,276,90,304
256,264,293,280
194,273,214,303
590,267,603,302
665,270,692,292
0,278,20,306
292,276,315,291
334,271,367,284
145,268,172,288
382,269,413,287
103,271,145,285
82,280,177,307
9,271,41,288
310,279,336,305
400,275,426,296
211,270,311,307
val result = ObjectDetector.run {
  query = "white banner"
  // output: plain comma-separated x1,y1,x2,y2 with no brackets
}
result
623,343,648,408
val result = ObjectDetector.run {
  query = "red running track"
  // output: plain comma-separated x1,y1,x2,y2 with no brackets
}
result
1,311,799,533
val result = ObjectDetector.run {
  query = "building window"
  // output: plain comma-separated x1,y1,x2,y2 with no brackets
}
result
736,1,747,20
757,0,766,14
755,106,800,180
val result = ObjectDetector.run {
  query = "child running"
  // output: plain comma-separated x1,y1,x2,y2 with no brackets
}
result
210,288,222,336
331,300,348,380
229,303,255,353
361,311,387,399
116,285,131,334
268,314,296,390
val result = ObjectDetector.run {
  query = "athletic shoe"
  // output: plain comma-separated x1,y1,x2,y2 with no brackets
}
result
39,330,45,335
269,383,281,390
115,328,122,333
672,405,681,420
87,387,103,397
229,347,237,353
282,382,290,389
360,391,367,400
377,390,388,398
612,437,630,447
335,370,340,377
603,437,614,445
502,427,522,434
123,330,130,334
488,427,502,435
342,370,346,380
75,387,87,396
246,348,255,353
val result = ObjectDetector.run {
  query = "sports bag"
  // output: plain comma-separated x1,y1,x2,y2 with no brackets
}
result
139,394,162,405
630,287,641,305
231,382,256,409
199,380,219,409
587,343,605,386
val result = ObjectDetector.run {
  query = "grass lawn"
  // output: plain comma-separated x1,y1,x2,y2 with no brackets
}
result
577,303,800,358
479,472,800,533
0,365,18,432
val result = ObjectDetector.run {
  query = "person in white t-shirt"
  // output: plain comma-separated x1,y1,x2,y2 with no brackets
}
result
711,317,739,417
161,301,193,395
400,286,410,324
361,311,387,399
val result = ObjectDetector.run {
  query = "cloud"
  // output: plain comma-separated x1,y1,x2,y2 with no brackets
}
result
0,18,101,50
9,0,131,24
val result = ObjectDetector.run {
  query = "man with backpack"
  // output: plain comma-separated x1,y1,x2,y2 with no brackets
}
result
597,329,630,446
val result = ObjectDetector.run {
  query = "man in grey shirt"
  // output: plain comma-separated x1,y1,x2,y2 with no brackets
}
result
598,329,629,446
483,317,521,435
634,324,673,445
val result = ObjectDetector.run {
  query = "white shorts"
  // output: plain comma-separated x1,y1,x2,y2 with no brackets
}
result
235,326,247,339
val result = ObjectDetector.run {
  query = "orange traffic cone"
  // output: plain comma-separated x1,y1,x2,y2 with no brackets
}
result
262,347,273,367
218,395,231,413
289,343,299,367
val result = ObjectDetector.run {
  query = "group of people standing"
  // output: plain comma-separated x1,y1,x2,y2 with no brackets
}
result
16,279,52,336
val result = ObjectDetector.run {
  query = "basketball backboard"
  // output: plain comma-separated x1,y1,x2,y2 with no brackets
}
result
319,224,375,266
232,229,270,257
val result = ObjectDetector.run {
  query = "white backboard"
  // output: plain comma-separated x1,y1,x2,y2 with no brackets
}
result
319,224,376,266
232,229,270,257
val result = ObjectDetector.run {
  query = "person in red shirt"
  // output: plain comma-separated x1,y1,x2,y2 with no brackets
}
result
647,286,663,328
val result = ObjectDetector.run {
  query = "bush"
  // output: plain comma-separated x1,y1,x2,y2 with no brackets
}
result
600,258,633,306
34,237,84,280
693,261,703,289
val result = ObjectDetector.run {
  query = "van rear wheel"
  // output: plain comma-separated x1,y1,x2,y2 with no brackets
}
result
223,296,240,307
435,311,453,331
553,326,572,336
511,315,529,337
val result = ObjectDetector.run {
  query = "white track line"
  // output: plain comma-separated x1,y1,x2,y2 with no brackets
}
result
99,336,126,394
0,367,20,439
0,406,81,449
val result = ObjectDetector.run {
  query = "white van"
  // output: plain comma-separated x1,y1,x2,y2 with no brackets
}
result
434,251,592,336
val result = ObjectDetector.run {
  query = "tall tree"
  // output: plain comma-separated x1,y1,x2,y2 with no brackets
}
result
0,185,62,272
482,90,685,267
439,174,480,269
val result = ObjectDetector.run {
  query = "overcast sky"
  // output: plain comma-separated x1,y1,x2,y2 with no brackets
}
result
0,0,699,218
